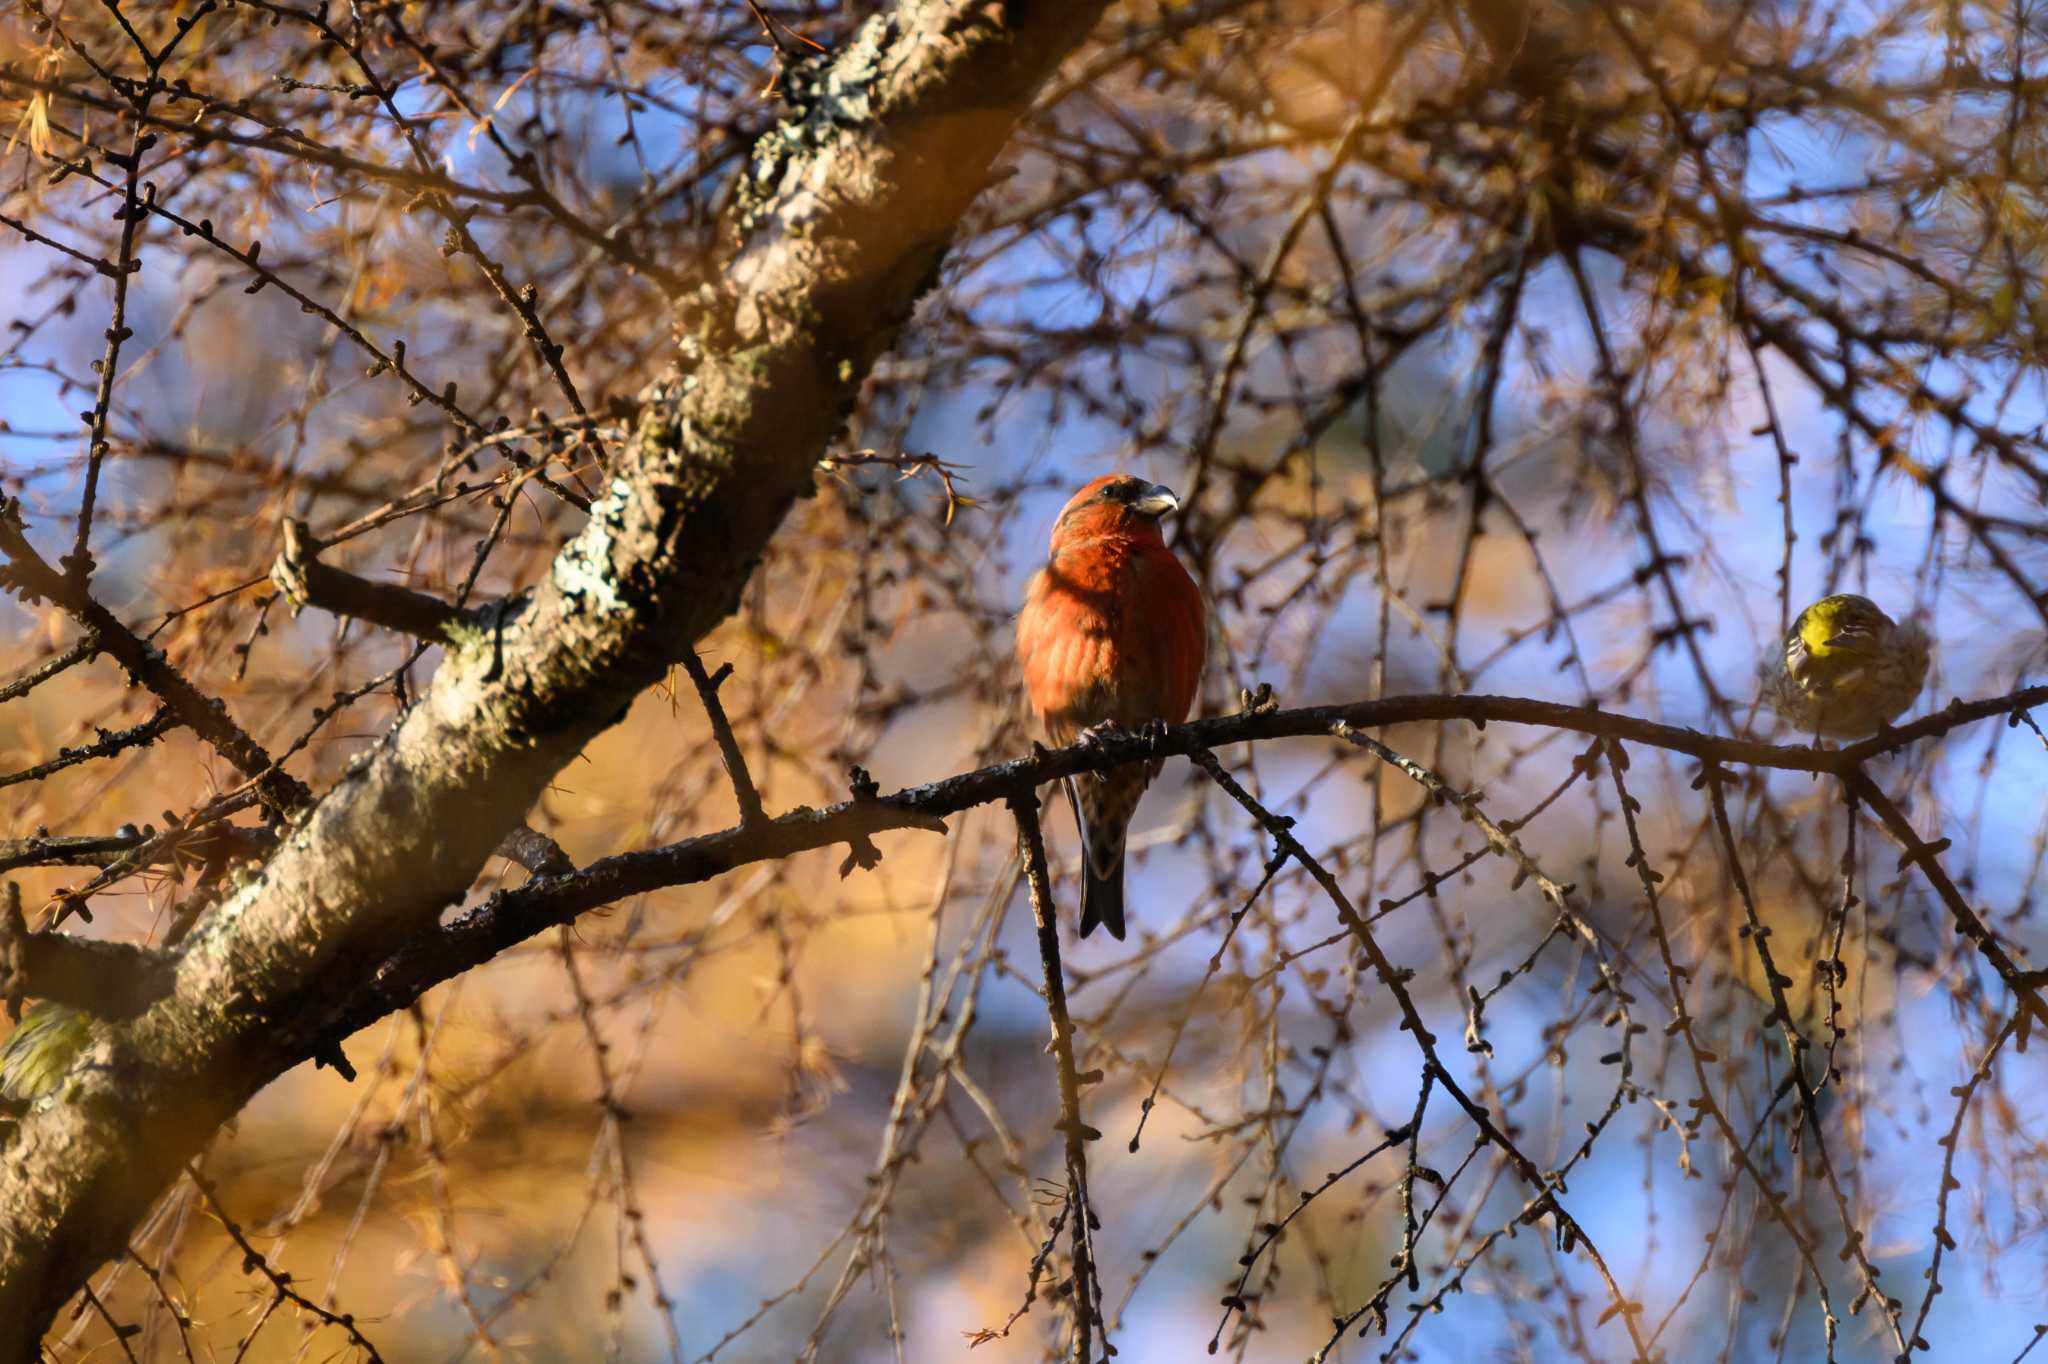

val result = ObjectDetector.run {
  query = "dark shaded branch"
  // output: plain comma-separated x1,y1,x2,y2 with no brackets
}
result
15,933,175,1022
682,653,765,825
1009,789,1102,1362
269,517,472,641
1184,744,1653,1358
0,709,182,792
494,825,574,878
0,825,272,876
299,683,2048,1057
0,637,99,706
0,886,167,1026
1703,764,1907,1354
0,888,21,1024
0,499,311,817
1846,771,2048,1040
185,1167,389,1364
297,796,952,1052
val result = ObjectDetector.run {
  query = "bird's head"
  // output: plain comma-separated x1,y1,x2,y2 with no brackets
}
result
1050,474,1182,548
1794,593,1895,664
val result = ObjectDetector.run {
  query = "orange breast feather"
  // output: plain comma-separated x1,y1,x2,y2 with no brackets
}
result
1018,535,1204,740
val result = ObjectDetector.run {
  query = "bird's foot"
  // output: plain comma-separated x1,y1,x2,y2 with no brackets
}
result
1138,716,1173,754
1075,720,1128,748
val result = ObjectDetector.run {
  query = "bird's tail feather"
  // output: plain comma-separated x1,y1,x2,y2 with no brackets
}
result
1066,772,1140,940
1080,852,1126,940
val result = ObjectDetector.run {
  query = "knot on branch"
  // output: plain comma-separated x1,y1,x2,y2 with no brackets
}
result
312,1041,358,1083
1894,836,1955,874
838,765,885,877
1689,760,1734,791
836,833,881,881
269,517,320,617
847,764,880,801
48,885,91,929
270,517,470,640
58,548,96,585
497,825,575,878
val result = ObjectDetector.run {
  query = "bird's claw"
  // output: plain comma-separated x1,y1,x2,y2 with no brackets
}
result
1138,717,1172,752
1076,720,1126,748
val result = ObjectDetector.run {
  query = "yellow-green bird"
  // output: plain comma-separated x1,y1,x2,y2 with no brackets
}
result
0,1002,93,1105
1758,594,1931,739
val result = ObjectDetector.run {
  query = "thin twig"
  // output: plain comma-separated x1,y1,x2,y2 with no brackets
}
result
1009,788,1104,1363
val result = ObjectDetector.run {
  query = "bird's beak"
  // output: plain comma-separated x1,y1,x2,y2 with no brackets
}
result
1131,483,1181,517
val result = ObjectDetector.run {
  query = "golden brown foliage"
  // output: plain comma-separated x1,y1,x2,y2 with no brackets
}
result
6,0,2048,1359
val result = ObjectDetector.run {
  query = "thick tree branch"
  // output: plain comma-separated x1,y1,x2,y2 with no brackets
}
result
13,933,174,1023
0,0,1119,1345
290,684,2048,1077
6,0,2036,1337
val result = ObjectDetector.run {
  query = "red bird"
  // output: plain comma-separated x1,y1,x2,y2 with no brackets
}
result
1016,474,1206,939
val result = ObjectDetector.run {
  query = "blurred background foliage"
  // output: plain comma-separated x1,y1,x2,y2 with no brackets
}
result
5,0,2048,1358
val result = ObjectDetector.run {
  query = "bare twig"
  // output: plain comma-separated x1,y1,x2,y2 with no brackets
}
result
1009,788,1103,1363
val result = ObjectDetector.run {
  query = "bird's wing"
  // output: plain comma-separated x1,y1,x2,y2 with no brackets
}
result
1018,554,1121,734
1017,564,1081,727
1126,543,1207,723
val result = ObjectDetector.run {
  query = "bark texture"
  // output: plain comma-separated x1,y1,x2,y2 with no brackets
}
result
0,0,1108,1347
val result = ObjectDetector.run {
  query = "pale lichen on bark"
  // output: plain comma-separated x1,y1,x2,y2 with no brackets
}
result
549,477,641,619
